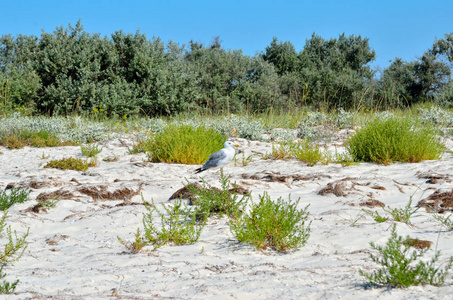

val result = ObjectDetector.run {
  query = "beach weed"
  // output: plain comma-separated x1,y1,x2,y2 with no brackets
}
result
229,192,311,252
0,212,29,264
144,124,226,164
117,228,148,254
187,170,250,222
0,188,30,211
81,143,103,157
432,213,453,231
362,209,389,223
347,116,444,164
359,224,452,287
142,198,204,250
0,266,19,294
44,157,89,171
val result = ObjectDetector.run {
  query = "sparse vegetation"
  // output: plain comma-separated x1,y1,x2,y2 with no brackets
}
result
44,157,89,171
360,224,452,287
0,188,30,210
81,143,103,157
0,212,29,294
186,170,250,222
229,192,311,252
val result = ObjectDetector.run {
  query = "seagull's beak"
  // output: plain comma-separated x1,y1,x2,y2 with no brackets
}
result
234,144,240,147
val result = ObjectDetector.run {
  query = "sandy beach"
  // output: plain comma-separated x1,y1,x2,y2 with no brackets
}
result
1,135,453,299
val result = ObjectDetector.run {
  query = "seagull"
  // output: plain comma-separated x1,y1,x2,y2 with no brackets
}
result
195,141,236,174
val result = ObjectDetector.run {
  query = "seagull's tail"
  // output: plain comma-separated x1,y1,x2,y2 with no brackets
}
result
194,167,204,174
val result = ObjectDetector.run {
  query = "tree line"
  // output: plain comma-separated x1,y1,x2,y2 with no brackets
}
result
1,20,452,117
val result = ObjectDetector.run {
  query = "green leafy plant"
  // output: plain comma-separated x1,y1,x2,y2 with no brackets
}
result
362,209,389,223
142,198,205,250
229,192,311,252
347,116,444,164
432,213,453,231
363,197,419,226
187,170,250,222
117,228,148,254
81,143,103,157
0,188,30,210
0,211,29,294
359,224,452,287
44,157,89,171
291,139,327,166
144,124,226,164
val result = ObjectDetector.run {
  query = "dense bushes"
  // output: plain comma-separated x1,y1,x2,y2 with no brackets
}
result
1,21,452,116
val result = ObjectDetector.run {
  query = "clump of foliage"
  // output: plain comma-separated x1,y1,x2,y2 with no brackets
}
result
44,157,89,171
0,129,73,149
363,197,420,226
0,212,29,294
271,139,327,166
141,199,205,250
347,116,444,164
144,124,226,164
80,143,102,157
0,188,30,210
229,192,311,252
360,224,452,287
187,170,250,222
118,198,205,252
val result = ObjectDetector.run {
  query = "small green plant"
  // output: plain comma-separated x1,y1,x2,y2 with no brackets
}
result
142,198,205,250
81,143,103,157
347,116,444,164
0,266,19,294
144,124,226,164
362,209,389,223
270,139,327,166
229,192,311,252
0,188,30,210
117,228,148,254
0,211,29,294
382,197,420,226
187,170,250,222
360,224,452,287
234,152,259,166
432,213,453,231
44,157,89,171
37,152,50,159
291,139,327,166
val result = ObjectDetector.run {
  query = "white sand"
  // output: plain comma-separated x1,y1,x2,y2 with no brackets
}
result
1,136,453,299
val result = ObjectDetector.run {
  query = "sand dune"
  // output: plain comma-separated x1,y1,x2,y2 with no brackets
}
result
1,136,453,299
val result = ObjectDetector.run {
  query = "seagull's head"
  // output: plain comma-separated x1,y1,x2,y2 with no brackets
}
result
224,141,238,148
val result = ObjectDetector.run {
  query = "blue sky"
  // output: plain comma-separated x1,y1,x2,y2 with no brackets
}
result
2,0,452,73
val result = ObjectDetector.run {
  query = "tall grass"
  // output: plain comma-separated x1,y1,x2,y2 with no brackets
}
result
347,116,444,164
144,124,226,164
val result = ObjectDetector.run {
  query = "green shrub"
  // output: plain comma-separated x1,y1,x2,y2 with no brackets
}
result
44,157,89,171
142,199,205,249
0,211,29,294
0,188,30,210
229,192,311,252
360,224,452,287
187,170,250,222
81,143,103,157
271,139,327,166
347,116,444,164
144,124,226,164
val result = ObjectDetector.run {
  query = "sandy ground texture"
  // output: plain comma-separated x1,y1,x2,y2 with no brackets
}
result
1,135,453,299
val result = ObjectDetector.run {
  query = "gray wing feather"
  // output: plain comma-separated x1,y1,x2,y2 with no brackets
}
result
208,149,227,160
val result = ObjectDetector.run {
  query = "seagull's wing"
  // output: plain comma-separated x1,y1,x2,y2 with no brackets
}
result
208,148,227,160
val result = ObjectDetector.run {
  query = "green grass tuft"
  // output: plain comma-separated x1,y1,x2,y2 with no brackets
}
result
229,192,311,252
0,188,30,210
347,116,444,164
144,124,226,164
